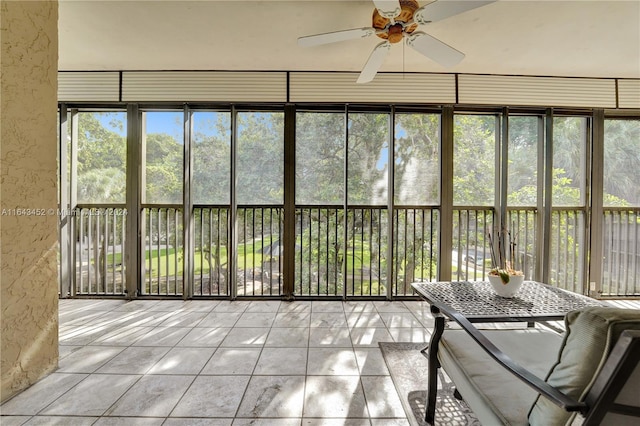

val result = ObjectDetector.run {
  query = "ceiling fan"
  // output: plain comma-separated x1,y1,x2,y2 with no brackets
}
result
298,0,495,83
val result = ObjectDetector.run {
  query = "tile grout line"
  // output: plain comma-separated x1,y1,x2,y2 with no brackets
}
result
4,300,421,425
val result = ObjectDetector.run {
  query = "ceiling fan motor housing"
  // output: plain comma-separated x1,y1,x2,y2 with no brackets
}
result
373,0,419,43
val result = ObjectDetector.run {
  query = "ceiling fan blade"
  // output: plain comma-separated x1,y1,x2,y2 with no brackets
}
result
357,41,391,84
406,32,464,67
372,0,401,19
298,27,376,47
414,0,495,24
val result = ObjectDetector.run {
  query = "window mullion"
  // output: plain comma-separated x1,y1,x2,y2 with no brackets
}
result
183,105,193,299
499,108,509,230
541,108,554,284
439,106,454,281
283,104,296,299
126,104,141,299
387,106,395,300
229,105,238,299
589,109,605,297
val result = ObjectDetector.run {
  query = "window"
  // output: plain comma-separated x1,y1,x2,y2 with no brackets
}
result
296,112,344,205
237,112,284,205
549,116,589,292
601,118,640,296
604,119,640,207
507,116,540,206
192,111,231,205
142,111,184,204
348,113,389,205
70,110,128,295
58,103,640,298
552,117,587,207
76,112,126,204
453,114,497,206
394,113,440,205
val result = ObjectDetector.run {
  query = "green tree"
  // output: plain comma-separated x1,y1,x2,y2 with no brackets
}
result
296,112,345,204
237,112,284,204
348,113,389,205
394,113,440,205
144,133,183,204
604,119,640,206
552,117,587,206
508,116,539,203
76,112,126,203
77,168,126,203
453,114,496,206
192,112,231,204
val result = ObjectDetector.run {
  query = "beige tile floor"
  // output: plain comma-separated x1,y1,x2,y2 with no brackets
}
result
1,299,437,426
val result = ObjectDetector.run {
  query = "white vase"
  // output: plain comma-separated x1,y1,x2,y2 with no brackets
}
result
488,274,524,298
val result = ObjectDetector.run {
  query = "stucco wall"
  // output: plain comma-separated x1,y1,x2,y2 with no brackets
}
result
1,0,59,402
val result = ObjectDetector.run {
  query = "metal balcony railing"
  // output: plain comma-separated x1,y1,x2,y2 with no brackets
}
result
347,207,387,297
295,207,343,297
549,208,586,294
142,206,183,296
506,208,538,280
193,207,229,296
451,207,540,285
74,206,127,295
393,207,439,295
236,206,284,297
452,208,494,282
67,204,640,298
602,208,640,296
294,206,438,297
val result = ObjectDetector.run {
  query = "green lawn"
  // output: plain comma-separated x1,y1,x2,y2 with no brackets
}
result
135,236,436,288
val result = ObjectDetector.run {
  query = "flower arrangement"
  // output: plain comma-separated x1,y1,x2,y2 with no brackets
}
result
487,226,523,284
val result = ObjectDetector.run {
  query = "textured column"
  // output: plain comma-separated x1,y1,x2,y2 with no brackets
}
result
1,1,59,402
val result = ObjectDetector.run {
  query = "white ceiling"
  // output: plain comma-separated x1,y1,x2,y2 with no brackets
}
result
58,0,640,79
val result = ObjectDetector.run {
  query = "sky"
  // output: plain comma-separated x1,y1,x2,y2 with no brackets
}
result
99,111,397,170
99,111,183,140
144,112,183,141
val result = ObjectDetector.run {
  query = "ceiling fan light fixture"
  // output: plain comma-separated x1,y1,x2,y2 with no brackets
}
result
387,24,404,43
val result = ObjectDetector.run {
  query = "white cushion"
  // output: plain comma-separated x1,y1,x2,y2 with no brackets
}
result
438,328,562,425
528,307,640,425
